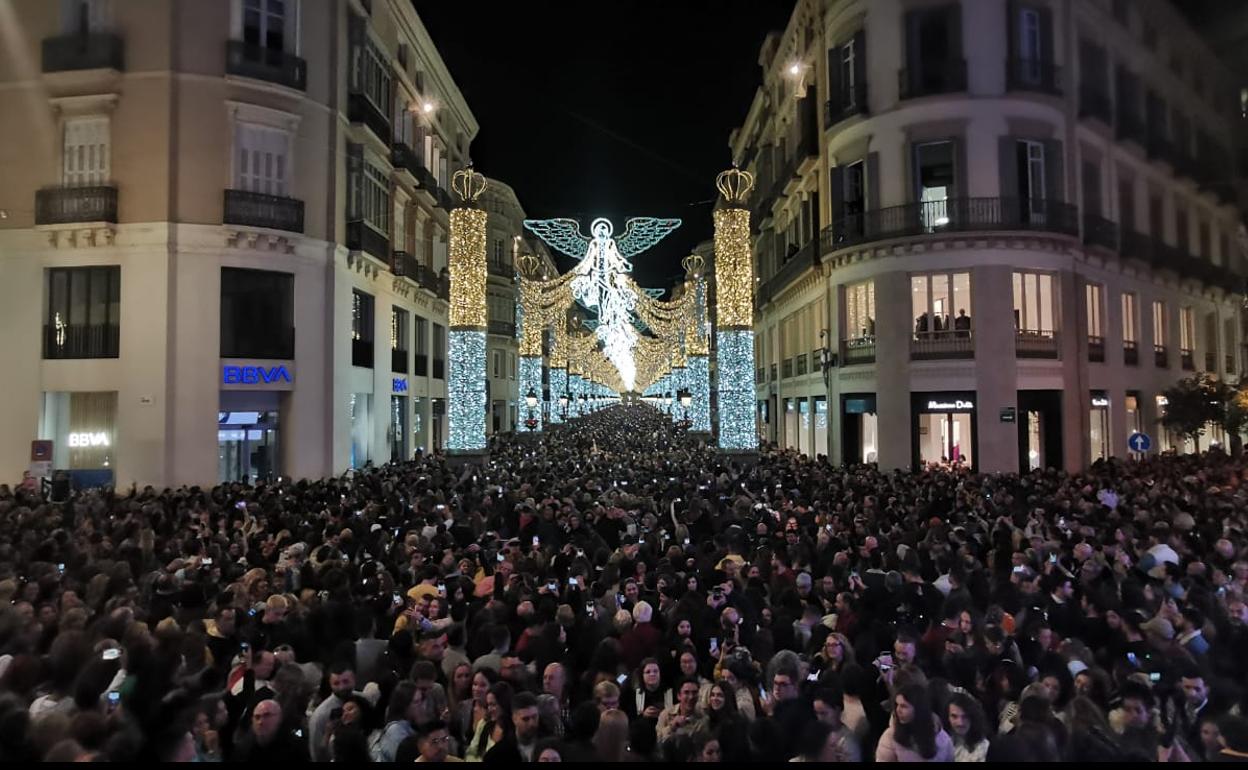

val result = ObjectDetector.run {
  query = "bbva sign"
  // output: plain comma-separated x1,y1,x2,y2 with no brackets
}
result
222,365,293,385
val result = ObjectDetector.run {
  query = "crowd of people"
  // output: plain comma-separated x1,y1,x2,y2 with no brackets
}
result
2,401,1248,762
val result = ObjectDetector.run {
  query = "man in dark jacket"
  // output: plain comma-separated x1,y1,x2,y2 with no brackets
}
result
484,691,542,763
233,699,308,763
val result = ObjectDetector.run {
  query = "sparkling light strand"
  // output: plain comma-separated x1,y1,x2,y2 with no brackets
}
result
447,330,487,451
716,330,755,450
449,209,489,328
549,367,567,424
688,354,711,432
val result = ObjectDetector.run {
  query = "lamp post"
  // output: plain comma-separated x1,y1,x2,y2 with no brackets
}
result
818,329,837,388
559,392,569,420
523,387,539,433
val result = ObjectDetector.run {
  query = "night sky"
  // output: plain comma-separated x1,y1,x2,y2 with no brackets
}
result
415,1,797,291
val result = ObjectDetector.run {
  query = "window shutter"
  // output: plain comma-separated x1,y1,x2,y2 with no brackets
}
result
347,142,363,220
827,43,841,118
64,117,109,186
853,30,867,112
828,166,844,224
866,152,880,212
947,4,963,59
999,137,1019,212
1006,0,1019,62
1043,139,1064,202
1038,5,1054,67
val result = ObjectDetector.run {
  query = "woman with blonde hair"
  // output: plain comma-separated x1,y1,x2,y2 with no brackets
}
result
593,708,631,762
812,633,856,675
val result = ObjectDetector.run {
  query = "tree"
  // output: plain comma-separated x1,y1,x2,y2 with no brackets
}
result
1220,381,1248,457
1158,373,1224,452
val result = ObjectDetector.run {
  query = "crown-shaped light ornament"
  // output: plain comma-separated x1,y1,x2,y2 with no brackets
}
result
517,251,541,279
681,253,705,279
451,165,487,205
716,165,754,206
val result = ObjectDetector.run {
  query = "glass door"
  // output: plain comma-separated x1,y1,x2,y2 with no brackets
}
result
218,411,279,484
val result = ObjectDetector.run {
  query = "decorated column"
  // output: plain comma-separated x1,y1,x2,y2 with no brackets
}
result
549,318,567,424
446,168,489,459
713,168,757,455
516,252,544,434
683,254,712,435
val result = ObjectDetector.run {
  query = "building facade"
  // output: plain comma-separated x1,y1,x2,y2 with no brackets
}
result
0,0,531,488
735,0,1248,473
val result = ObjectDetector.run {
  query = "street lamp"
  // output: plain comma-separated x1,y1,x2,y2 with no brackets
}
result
817,329,837,388
524,387,538,432
559,393,569,419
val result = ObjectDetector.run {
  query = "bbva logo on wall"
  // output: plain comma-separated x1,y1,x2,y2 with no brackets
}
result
222,365,293,385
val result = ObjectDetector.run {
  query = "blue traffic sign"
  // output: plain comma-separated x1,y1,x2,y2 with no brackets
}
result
1128,432,1152,453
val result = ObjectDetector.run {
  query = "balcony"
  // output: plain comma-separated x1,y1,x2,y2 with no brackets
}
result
1123,340,1139,366
898,59,967,99
1016,330,1059,359
822,196,1078,252
392,348,408,374
1155,344,1169,368
225,40,306,91
488,259,514,279
43,324,119,359
352,338,374,368
415,353,428,377
1088,335,1105,362
434,186,455,211
346,220,390,262
911,330,974,360
1078,82,1112,125
223,189,304,233
35,186,117,225
795,354,808,376
1120,229,1152,262
1181,348,1194,371
824,81,868,128
391,142,424,178
348,92,391,146
433,358,445,380
1006,58,1061,95
42,32,124,73
782,358,794,379
841,337,876,365
489,320,516,338
391,250,420,280
1083,214,1118,251
758,238,819,305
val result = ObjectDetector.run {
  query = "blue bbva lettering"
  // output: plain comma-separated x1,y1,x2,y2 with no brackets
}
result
223,365,292,385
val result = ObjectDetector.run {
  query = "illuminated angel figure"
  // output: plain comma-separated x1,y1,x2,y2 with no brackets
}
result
524,216,680,391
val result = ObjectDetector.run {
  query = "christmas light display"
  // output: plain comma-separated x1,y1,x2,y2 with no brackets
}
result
714,167,757,453
447,167,489,455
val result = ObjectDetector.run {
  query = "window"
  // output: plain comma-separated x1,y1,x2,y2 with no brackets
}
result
357,160,390,234
221,268,293,359
844,281,876,340
914,140,955,229
45,266,120,359
1085,283,1104,337
432,323,446,380
1153,300,1167,348
39,391,117,470
355,38,392,115
352,290,374,343
509,352,517,379
1122,292,1138,343
1199,220,1210,259
1226,317,1237,371
493,350,502,379
62,0,111,34
63,117,110,186
1175,206,1189,252
391,307,408,351
414,317,428,354
840,37,856,107
904,5,962,96
1180,307,1195,351
235,123,289,196
243,0,286,51
911,272,972,338
1018,7,1041,81
1012,272,1056,334
1017,140,1046,217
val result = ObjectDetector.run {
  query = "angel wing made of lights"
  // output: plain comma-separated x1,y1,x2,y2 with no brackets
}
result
615,217,682,258
523,218,591,260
